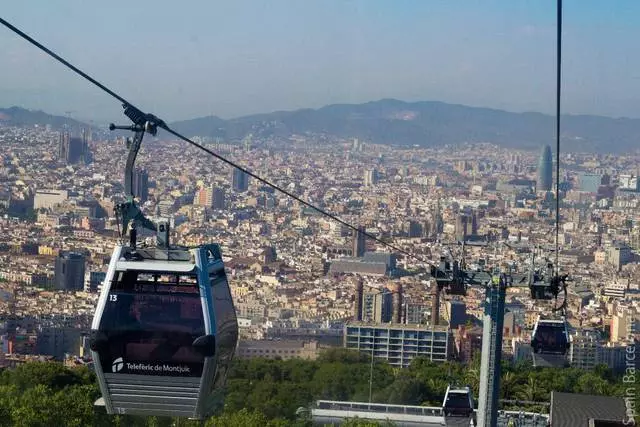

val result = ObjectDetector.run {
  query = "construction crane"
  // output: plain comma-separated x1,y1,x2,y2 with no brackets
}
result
242,133,253,152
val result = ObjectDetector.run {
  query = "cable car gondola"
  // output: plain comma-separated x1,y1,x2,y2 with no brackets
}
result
527,256,570,367
91,243,237,418
90,111,238,419
529,261,567,301
431,256,467,296
531,316,569,368
442,385,474,418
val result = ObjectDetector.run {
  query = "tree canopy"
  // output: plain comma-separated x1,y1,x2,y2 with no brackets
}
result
0,349,633,426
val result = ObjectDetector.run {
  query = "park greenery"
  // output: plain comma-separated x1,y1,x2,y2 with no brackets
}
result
0,348,631,426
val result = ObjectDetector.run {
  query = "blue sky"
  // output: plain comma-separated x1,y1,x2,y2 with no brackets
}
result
1,1,639,122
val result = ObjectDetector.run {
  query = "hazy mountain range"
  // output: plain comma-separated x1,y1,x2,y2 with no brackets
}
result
0,106,89,131
3,100,640,153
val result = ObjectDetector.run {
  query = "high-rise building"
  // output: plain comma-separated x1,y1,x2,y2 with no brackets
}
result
54,251,86,291
387,283,403,323
606,244,632,271
578,173,602,193
67,137,84,164
569,330,599,370
471,212,478,235
352,138,362,152
434,201,444,235
361,287,393,323
353,280,364,321
212,188,225,210
618,174,639,191
156,200,175,217
603,282,627,299
353,226,366,258
344,323,450,367
58,131,69,163
232,169,249,192
630,228,640,251
243,134,253,152
406,220,423,238
59,130,90,165
36,326,81,360
363,169,378,187
80,128,91,163
455,214,470,241
87,271,106,293
610,313,628,343
405,303,429,324
455,326,484,363
537,144,553,192
194,186,213,207
132,168,149,202
567,330,632,375
597,343,629,374
446,300,467,329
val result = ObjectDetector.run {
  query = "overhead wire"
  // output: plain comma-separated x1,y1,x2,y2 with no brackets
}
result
554,0,563,277
0,16,433,268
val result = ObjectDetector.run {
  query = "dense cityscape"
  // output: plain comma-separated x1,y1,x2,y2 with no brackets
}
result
0,115,637,425
2,1,640,424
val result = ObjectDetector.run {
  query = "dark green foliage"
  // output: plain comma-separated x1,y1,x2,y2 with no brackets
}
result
317,348,371,364
0,351,630,426
0,362,92,392
0,382,99,427
205,408,294,427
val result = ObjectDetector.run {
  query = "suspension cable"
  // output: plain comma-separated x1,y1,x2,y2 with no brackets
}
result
0,16,432,267
554,0,563,276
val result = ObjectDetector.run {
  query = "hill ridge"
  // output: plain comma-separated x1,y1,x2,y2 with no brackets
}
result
0,106,91,130
170,99,640,153
3,101,639,153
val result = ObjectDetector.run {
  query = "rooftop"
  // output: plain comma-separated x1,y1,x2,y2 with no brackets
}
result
550,392,629,427
346,322,449,332
311,400,549,427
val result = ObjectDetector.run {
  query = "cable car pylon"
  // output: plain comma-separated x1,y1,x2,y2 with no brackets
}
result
428,243,570,427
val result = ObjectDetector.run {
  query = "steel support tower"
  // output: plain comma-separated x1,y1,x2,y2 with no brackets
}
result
477,274,507,427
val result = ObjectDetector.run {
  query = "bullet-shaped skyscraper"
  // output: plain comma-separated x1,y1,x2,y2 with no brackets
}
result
537,144,553,192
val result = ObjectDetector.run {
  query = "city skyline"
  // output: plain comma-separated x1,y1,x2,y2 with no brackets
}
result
0,2,638,425
3,99,640,156
0,103,638,425
2,1,640,122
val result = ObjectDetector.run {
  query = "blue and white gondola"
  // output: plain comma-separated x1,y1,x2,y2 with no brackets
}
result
90,243,238,419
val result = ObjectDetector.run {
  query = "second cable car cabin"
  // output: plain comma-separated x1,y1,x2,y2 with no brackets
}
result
527,260,570,368
531,317,569,368
442,385,474,418
90,240,238,419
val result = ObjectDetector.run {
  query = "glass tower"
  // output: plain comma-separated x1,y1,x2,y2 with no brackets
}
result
537,144,553,192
